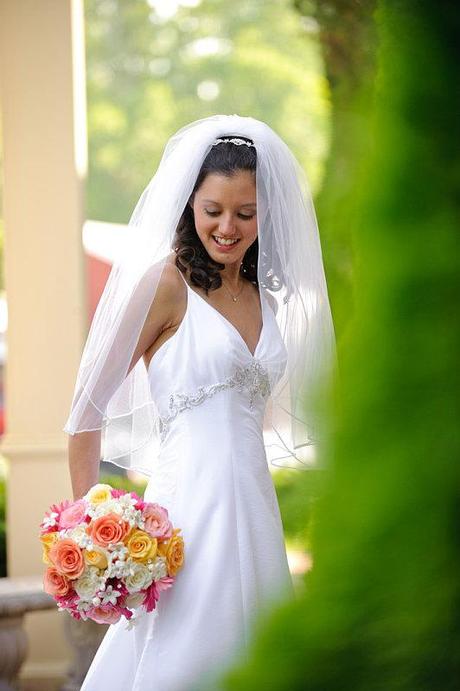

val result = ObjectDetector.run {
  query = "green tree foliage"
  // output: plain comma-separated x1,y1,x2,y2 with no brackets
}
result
99,471,147,496
215,2,460,689
294,0,377,337
84,0,331,223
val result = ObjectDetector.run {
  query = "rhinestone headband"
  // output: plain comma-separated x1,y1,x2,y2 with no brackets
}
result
212,137,255,148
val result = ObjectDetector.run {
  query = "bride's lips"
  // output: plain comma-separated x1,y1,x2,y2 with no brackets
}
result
211,236,241,252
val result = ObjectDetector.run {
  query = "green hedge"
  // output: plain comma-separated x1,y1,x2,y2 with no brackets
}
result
98,471,147,497
215,2,460,689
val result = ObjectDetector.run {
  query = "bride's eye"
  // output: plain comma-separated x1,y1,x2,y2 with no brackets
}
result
204,210,255,220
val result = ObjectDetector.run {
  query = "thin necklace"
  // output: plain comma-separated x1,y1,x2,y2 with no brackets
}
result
221,277,245,302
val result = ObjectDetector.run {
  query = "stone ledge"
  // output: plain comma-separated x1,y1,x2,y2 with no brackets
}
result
0,576,54,617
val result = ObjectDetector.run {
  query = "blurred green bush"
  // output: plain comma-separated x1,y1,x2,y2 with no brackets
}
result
216,1,460,689
272,468,327,552
98,471,147,497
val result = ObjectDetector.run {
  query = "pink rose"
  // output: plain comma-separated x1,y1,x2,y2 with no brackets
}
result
88,603,133,625
142,503,173,541
89,605,122,625
59,500,88,529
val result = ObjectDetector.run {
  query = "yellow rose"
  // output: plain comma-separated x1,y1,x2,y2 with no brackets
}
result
164,528,184,577
40,532,59,565
86,483,112,505
126,530,157,562
157,540,168,557
84,547,108,569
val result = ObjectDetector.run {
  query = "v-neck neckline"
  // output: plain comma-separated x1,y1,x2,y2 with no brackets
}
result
184,279,265,359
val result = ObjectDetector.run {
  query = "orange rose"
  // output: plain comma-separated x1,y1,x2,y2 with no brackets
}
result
89,512,130,548
48,539,85,580
43,566,73,597
164,528,184,576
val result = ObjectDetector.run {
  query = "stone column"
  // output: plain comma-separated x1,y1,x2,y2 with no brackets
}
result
0,0,88,681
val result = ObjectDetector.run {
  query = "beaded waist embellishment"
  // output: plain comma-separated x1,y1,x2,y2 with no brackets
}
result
158,361,271,441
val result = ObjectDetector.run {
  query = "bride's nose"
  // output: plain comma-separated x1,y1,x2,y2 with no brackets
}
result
218,213,236,235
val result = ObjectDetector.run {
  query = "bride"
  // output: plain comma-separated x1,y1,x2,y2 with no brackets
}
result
64,115,336,690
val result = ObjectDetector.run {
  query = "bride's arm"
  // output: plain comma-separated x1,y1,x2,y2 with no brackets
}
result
68,260,183,499
68,430,101,500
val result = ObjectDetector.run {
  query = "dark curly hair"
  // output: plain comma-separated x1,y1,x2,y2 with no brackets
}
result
172,136,260,294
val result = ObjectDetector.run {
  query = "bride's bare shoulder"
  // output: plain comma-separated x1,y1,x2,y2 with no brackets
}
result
148,252,186,313
132,255,187,372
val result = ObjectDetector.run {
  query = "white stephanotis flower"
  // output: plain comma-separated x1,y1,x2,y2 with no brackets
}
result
124,508,144,528
88,499,121,519
104,544,129,580
149,555,168,581
124,613,140,630
109,544,129,562
42,512,59,530
104,556,131,580
68,525,93,548
125,562,154,593
114,494,145,525
118,493,138,510
99,584,123,607
76,600,93,618
74,566,105,602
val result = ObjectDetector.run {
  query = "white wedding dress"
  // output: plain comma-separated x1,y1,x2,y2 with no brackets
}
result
81,267,295,691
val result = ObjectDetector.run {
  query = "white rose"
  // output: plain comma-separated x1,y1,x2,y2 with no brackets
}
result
124,561,153,593
74,566,104,601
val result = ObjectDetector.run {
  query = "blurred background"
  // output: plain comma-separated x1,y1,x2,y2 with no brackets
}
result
0,0,458,689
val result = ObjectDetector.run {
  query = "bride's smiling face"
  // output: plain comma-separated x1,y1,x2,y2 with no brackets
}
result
191,170,257,264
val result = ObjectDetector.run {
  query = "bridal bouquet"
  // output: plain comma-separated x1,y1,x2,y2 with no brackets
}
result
39,483,184,625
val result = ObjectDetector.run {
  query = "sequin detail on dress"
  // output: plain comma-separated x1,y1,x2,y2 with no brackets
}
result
159,361,270,441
